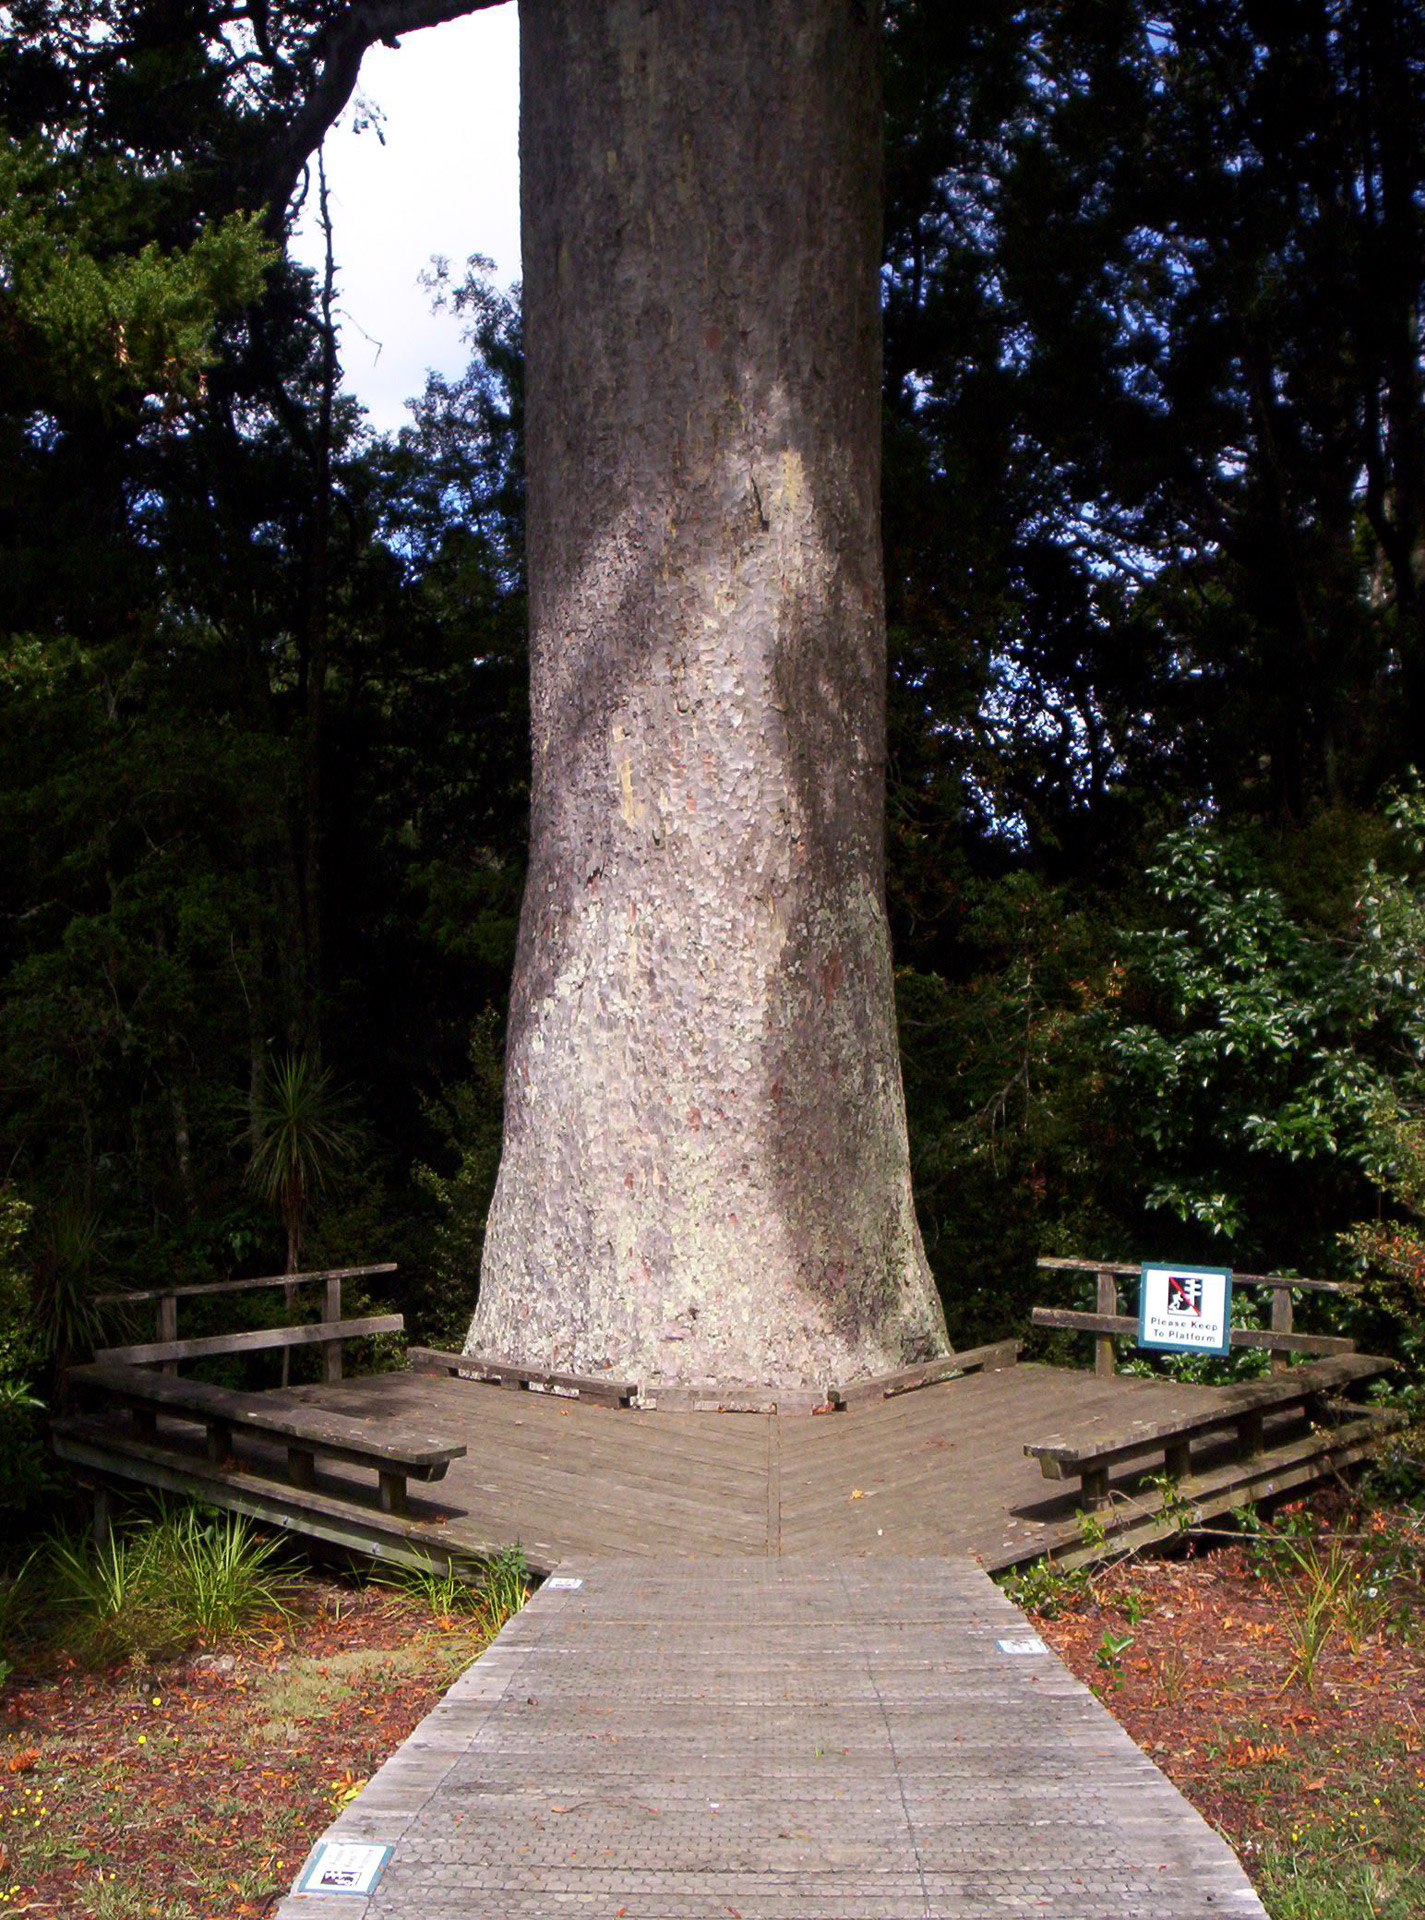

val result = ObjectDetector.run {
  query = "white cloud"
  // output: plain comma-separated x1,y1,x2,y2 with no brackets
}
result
290,3,521,436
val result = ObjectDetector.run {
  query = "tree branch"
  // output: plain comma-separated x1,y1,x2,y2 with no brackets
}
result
260,0,506,233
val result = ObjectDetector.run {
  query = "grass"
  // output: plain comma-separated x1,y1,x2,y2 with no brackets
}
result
377,1540,529,1638
1246,1732,1425,1920
44,1505,299,1664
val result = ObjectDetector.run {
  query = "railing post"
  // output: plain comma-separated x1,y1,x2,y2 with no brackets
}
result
158,1292,178,1377
1270,1287,1293,1375
1095,1268,1118,1379
323,1273,343,1384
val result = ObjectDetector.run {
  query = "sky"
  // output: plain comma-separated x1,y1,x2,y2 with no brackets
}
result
290,5,521,437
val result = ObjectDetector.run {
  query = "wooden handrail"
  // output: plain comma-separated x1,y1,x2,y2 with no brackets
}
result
1034,1256,1355,1379
1035,1256,1355,1294
95,1263,397,1307
94,1315,404,1369
94,1263,397,1386
1031,1308,1353,1357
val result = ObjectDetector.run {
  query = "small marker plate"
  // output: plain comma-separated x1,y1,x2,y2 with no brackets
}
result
546,1576,584,1591
294,1841,393,1895
997,1635,1048,1655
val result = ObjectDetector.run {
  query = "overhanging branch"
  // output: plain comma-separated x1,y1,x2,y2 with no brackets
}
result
261,0,506,232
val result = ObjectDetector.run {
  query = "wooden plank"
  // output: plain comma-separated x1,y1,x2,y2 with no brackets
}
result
646,1385,830,1413
60,1350,1401,1582
51,1423,547,1577
1031,1307,1354,1356
94,1315,404,1367
1037,1408,1408,1572
157,1292,178,1380
407,1347,638,1407
323,1274,344,1385
387,1381,773,1497
1035,1256,1354,1293
1270,1285,1294,1376
1095,1271,1118,1379
827,1340,1020,1409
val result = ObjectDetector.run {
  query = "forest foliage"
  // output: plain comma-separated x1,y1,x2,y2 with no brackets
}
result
1,0,1423,1507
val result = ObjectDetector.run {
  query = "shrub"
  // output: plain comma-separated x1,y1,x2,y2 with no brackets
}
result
48,1505,296,1663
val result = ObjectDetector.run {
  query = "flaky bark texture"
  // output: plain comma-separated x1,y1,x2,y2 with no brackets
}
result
467,0,949,1389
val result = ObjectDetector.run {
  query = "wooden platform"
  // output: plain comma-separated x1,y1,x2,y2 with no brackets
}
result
54,1356,1395,1576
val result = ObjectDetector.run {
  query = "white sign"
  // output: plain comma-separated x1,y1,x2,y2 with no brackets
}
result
1138,1263,1232,1355
294,1841,393,1896
997,1636,1048,1655
546,1576,584,1590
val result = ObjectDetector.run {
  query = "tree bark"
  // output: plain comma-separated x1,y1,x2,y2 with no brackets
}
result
468,0,949,1390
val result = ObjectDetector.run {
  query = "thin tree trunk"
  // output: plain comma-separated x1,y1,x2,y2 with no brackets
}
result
282,1212,300,1388
300,150,338,1035
470,0,948,1389
169,1080,195,1219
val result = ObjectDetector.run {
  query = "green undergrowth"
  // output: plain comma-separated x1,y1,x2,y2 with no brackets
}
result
1241,1731,1425,1920
998,1453,1425,1920
375,1541,530,1636
0,1503,301,1669
1,1509,534,1678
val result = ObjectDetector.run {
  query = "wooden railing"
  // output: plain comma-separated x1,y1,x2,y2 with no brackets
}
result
1033,1256,1357,1377
94,1263,398,1384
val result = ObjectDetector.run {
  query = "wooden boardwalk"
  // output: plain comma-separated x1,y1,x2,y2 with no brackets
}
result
57,1354,1386,1915
56,1355,1391,1574
276,1556,1266,1918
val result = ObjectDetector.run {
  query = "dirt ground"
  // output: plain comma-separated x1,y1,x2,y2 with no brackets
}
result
0,1576,487,1918
1027,1492,1425,1919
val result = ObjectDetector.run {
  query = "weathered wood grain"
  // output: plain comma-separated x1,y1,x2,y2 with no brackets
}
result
96,1264,397,1307
1024,1353,1394,1508
71,1362,464,1522
94,1315,404,1367
1036,1255,1355,1293
274,1558,1268,1920
826,1339,1020,1408
407,1347,638,1406
1032,1306,1355,1355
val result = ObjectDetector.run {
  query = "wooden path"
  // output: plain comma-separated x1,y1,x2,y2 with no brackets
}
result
56,1356,1392,1574
276,1556,1266,1918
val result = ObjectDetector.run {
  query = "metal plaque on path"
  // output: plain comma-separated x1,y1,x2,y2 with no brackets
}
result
294,1841,393,1895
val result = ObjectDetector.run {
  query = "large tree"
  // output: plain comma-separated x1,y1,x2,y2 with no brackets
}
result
465,0,950,1389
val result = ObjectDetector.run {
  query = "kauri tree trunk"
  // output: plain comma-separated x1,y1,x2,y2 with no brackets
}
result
467,0,949,1389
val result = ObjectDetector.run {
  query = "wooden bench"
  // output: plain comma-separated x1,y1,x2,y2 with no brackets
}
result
408,1347,639,1408
72,1361,466,1515
1024,1352,1395,1510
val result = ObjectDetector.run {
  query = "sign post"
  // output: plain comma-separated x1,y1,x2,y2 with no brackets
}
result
1137,1262,1233,1357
